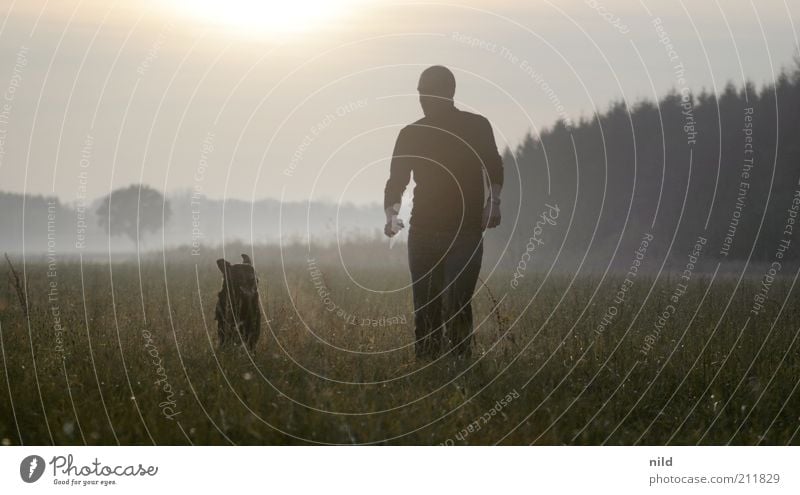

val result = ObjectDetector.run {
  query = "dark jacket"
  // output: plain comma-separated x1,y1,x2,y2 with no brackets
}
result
384,106,503,233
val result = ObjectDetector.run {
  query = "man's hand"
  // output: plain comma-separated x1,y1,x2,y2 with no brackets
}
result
384,205,405,237
482,184,502,230
482,200,501,229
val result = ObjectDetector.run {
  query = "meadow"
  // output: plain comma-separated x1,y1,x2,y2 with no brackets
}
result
1,241,799,445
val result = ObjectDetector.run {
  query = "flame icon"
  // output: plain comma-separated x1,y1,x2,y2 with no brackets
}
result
20,455,45,483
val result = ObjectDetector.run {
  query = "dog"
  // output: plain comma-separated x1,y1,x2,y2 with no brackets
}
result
215,254,261,351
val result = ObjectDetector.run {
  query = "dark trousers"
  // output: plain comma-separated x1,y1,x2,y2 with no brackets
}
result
408,228,483,359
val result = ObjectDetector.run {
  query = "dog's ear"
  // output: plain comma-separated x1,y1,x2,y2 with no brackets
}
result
241,254,252,265
216,258,230,274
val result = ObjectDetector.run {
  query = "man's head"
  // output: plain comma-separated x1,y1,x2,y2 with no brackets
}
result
418,65,456,117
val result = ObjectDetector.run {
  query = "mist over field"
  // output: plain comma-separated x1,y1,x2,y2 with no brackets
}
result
4,59,800,279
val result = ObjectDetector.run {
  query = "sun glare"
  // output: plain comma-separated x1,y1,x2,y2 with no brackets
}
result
170,0,359,36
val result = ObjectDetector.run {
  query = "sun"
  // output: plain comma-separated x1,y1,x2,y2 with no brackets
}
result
170,0,360,37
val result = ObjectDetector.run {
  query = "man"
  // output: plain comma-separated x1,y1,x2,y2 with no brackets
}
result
384,65,503,361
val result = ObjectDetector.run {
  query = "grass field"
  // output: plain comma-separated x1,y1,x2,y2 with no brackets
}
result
1,242,799,445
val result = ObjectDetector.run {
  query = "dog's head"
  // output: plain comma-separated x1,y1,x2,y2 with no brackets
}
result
217,254,259,308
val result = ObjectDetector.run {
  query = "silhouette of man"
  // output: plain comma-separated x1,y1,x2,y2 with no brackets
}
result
384,65,503,361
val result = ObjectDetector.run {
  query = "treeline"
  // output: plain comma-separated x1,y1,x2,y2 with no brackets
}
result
494,59,800,271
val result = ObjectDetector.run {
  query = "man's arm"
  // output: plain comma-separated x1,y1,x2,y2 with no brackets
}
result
384,128,411,237
481,117,504,191
480,117,504,229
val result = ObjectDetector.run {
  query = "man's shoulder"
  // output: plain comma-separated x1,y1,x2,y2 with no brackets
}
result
400,111,492,136
456,109,492,128
396,118,431,141
404,112,490,128
403,117,429,130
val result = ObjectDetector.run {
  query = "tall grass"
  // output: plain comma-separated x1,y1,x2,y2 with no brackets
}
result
1,244,798,445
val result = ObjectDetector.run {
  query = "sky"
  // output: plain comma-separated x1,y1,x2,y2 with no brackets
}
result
0,0,798,205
